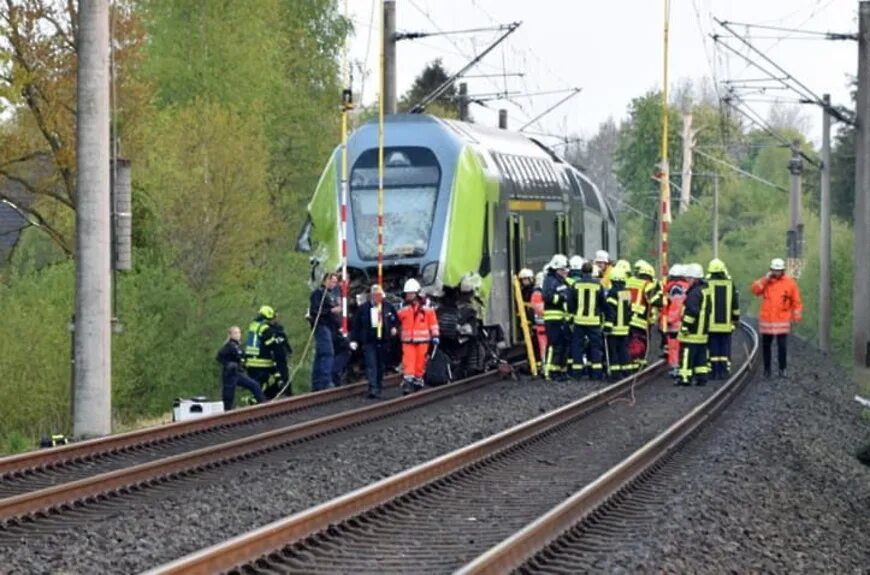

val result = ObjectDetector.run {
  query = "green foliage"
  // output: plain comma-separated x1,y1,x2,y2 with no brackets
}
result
399,59,456,113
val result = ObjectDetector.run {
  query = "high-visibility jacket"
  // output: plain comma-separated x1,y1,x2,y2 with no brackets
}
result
542,271,569,322
245,319,276,369
603,282,632,336
626,275,661,331
751,274,802,335
568,273,605,326
599,265,613,290
707,274,740,333
397,300,439,343
679,281,710,344
664,279,690,332
530,289,545,328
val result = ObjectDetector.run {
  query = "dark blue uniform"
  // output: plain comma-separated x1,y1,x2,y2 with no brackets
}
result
217,338,265,410
309,287,340,391
542,270,570,380
567,272,606,380
351,299,398,398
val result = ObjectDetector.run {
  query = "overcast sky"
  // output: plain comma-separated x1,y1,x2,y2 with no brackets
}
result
347,0,857,146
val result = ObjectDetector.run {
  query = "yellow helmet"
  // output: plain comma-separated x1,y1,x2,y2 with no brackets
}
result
635,259,655,278
707,258,728,275
614,259,631,277
258,305,276,320
610,267,628,283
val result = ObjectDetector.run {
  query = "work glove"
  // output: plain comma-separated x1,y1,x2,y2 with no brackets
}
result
431,337,440,346
349,341,359,351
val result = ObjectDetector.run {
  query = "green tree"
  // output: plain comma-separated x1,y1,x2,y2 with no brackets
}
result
399,59,458,116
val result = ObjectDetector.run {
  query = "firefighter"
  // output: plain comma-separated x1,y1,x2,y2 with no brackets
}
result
564,255,585,373
751,258,802,378
706,258,740,379
350,284,398,399
245,305,292,398
568,261,606,380
519,268,546,372
603,266,632,381
677,263,711,386
594,250,612,289
217,325,266,410
397,278,439,394
663,264,690,378
626,259,662,372
542,254,571,381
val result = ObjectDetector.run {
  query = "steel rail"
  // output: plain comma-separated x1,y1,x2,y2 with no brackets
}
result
143,360,666,575
456,321,759,574
0,367,507,526
0,375,400,479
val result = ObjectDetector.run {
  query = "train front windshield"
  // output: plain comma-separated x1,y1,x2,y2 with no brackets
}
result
350,147,441,260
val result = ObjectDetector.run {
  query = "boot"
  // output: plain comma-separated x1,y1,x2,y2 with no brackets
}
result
401,376,414,395
413,377,425,392
778,369,788,379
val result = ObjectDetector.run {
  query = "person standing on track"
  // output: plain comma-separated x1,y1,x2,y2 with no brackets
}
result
663,264,690,378
309,273,342,391
217,326,266,410
751,258,802,378
519,268,546,373
542,254,571,381
706,258,740,379
350,284,398,399
626,259,661,372
677,263,711,387
603,266,632,381
567,261,606,380
397,278,439,394
244,305,293,399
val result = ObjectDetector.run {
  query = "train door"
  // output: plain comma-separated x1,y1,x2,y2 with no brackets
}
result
555,213,569,254
508,213,525,343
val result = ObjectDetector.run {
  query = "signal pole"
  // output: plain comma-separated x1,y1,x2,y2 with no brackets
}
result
787,140,803,276
712,173,719,258
74,0,112,438
819,94,832,354
383,0,397,114
854,1,870,368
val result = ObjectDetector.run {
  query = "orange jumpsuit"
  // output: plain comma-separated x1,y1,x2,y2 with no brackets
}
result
530,289,547,366
397,300,440,379
663,278,690,368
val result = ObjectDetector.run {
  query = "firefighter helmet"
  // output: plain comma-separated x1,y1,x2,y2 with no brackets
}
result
707,258,728,274
518,268,534,280
770,258,786,271
550,254,569,270
403,278,422,293
686,263,705,279
258,305,276,320
594,250,610,263
569,255,585,270
610,267,628,283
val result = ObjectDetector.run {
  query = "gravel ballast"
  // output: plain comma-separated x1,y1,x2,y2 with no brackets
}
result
0,376,602,574
529,334,870,573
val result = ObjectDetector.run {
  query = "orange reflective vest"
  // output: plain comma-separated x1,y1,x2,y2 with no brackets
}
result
751,274,802,335
397,301,440,343
664,279,690,332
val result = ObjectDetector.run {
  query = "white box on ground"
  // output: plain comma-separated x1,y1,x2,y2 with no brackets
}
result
172,397,225,422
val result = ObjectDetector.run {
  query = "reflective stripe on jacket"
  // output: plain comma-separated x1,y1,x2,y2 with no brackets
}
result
751,274,802,335
603,284,632,336
397,301,439,343
542,272,568,322
626,276,661,330
245,320,275,369
679,281,710,344
569,276,604,326
707,276,740,333
664,279,689,332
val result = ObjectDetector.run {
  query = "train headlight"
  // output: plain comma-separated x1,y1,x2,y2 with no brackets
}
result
421,261,439,285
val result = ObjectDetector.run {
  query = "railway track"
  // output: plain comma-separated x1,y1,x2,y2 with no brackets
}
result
146,323,756,575
0,375,401,499
0,363,516,529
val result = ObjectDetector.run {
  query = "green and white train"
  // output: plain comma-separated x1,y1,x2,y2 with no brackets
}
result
297,113,618,348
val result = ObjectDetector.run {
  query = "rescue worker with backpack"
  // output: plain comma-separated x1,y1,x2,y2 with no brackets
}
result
567,260,606,380
542,254,571,381
751,257,802,378
706,258,740,379
603,266,632,381
244,305,292,399
663,264,690,378
397,278,440,394
626,259,662,372
677,263,711,386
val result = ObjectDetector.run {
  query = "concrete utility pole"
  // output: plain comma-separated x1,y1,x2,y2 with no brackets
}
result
787,139,803,274
819,94,832,354
680,112,694,213
74,0,112,438
854,1,870,368
458,82,469,121
498,108,508,129
383,0,397,114
712,173,719,259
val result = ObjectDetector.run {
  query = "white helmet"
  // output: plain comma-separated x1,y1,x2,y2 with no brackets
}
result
518,268,534,280
550,254,569,270
770,257,786,271
403,278,421,293
569,255,585,270
534,272,544,289
460,272,481,293
668,264,682,278
594,250,610,263
687,263,704,279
